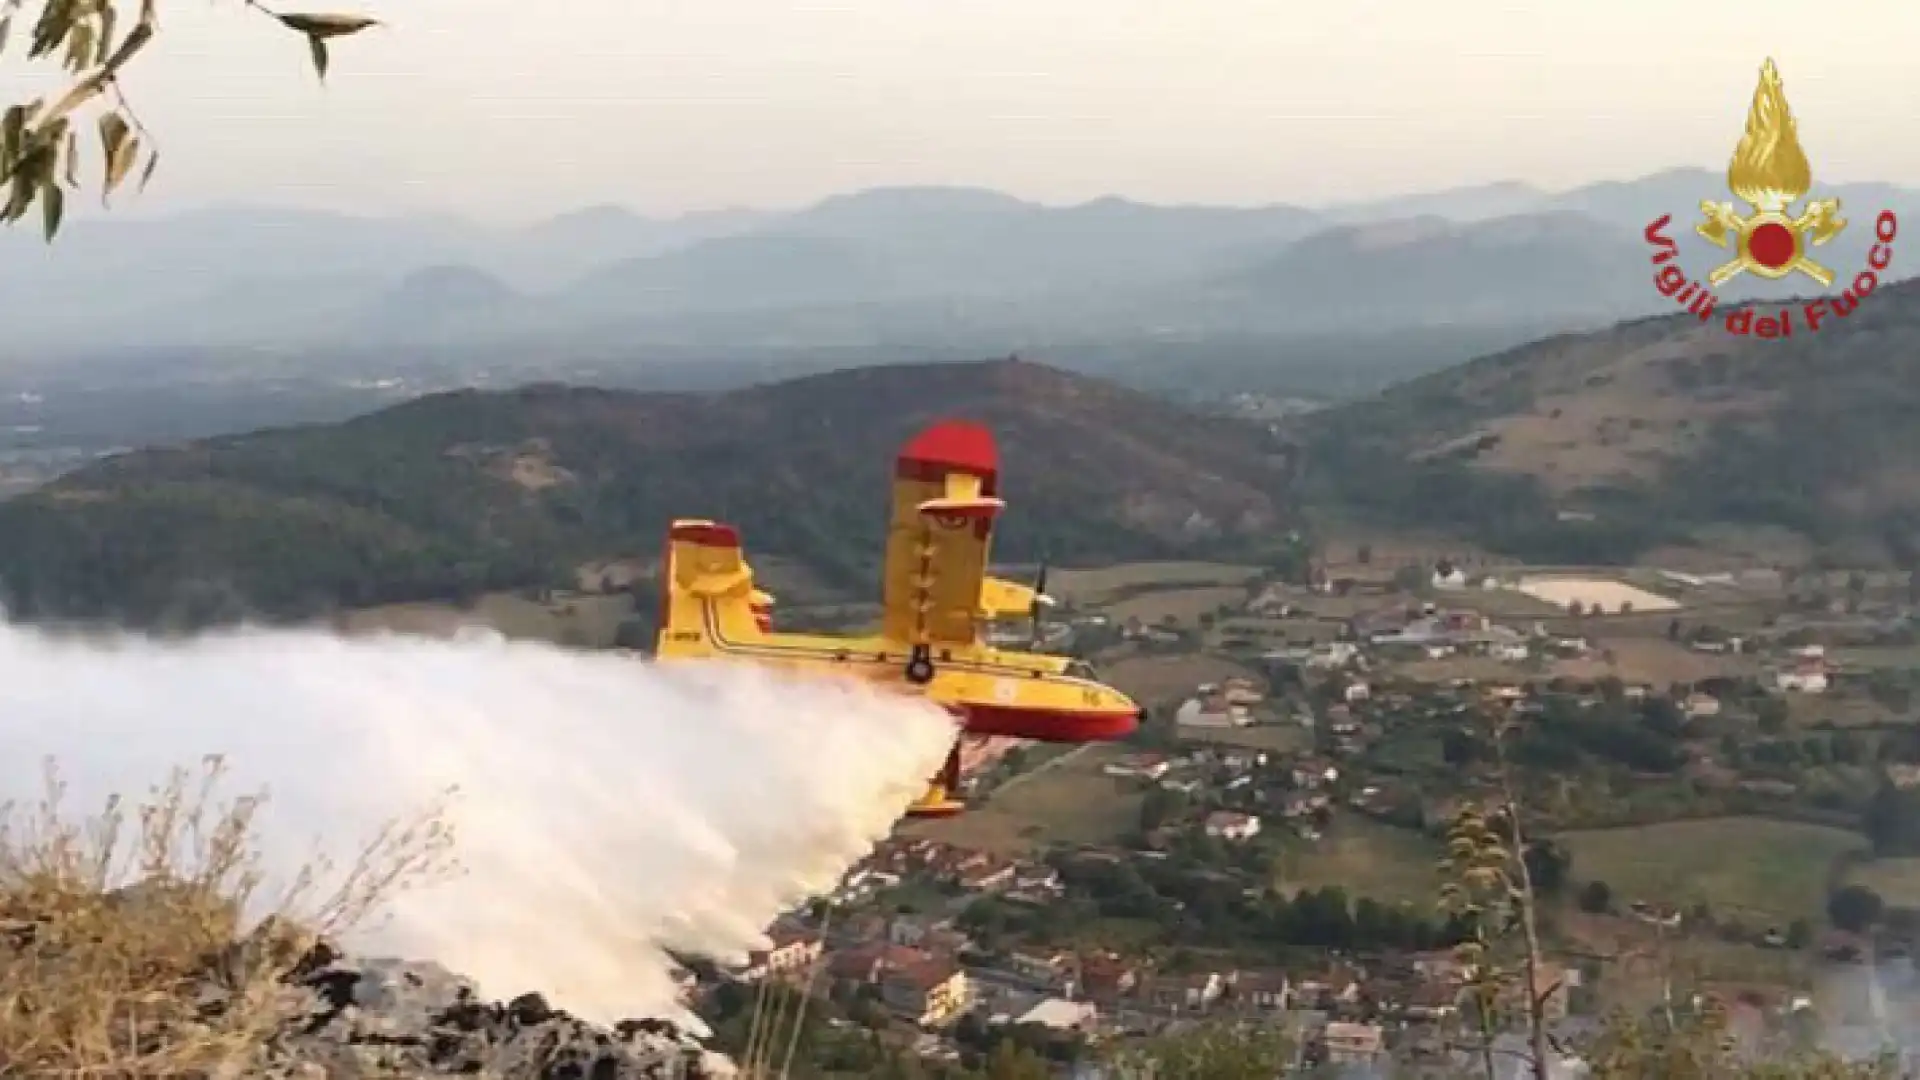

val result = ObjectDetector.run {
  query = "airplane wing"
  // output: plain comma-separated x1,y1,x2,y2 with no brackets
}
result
880,421,1006,648
978,576,1051,620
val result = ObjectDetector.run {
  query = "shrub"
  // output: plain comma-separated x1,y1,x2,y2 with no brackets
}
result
0,756,455,1074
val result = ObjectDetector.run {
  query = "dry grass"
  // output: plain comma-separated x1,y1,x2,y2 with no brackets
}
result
1584,638,1741,685
0,757,455,1075
1048,562,1260,606
1101,653,1263,708
904,745,1143,856
1271,816,1444,905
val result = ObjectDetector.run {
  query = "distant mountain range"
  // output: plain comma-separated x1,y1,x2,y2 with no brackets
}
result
3,168,1916,391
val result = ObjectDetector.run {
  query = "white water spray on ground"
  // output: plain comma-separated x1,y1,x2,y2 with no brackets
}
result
0,623,955,1029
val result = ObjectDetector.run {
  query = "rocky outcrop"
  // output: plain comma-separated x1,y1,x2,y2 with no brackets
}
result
255,939,733,1078
4,893,731,1080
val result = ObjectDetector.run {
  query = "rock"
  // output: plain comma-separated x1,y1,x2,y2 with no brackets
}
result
3,898,724,1080
264,942,722,1079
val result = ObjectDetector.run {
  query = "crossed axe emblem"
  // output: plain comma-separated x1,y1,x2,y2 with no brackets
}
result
1695,198,1846,287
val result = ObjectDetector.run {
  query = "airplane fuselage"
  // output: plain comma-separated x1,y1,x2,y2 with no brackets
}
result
659,596,1141,742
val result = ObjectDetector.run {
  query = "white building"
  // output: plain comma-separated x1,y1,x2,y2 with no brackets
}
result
1204,812,1262,841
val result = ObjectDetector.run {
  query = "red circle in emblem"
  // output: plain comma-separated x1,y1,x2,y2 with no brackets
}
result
1747,222,1797,269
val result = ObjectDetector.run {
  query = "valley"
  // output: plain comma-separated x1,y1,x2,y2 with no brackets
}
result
7,277,1920,1072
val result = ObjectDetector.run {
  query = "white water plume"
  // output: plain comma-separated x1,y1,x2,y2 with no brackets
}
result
0,622,956,1029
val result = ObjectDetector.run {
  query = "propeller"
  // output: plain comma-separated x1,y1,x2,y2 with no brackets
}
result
1029,559,1052,650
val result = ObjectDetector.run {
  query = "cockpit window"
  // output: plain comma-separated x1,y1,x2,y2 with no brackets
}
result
1065,659,1099,680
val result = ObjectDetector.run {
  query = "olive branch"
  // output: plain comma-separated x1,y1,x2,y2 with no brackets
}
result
0,0,380,242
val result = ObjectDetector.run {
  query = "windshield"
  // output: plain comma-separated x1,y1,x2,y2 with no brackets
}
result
1065,659,1100,681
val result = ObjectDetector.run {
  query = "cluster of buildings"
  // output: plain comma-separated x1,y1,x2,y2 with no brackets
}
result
730,888,1586,1072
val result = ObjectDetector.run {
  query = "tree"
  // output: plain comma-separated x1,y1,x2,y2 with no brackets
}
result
1578,879,1613,914
1785,917,1813,949
1522,840,1571,897
2,0,382,242
982,1039,1050,1080
1827,884,1884,934
1756,697,1789,734
1391,564,1425,593
612,616,654,651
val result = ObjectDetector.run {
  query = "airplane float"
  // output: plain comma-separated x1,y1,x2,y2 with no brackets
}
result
653,419,1142,817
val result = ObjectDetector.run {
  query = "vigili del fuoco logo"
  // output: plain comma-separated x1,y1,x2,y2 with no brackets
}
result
1643,58,1897,338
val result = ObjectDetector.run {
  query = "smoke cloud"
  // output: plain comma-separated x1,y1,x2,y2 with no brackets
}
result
0,622,956,1030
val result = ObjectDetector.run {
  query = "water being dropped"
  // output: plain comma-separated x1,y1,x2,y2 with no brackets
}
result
0,623,955,1029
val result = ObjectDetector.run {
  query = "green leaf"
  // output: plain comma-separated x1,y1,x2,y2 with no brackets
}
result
29,0,78,60
0,15,12,55
94,5,115,66
277,12,380,38
306,34,329,81
41,179,64,242
64,19,94,73
98,111,135,199
62,127,77,188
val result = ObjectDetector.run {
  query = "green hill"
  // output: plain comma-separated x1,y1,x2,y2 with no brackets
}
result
0,359,1299,626
1302,276,1920,565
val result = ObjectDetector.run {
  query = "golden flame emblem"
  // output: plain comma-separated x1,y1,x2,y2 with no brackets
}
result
1696,58,1846,287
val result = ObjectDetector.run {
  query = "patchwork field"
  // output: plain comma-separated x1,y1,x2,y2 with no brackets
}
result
1559,817,1865,925
903,744,1144,856
1049,562,1260,606
1271,816,1444,905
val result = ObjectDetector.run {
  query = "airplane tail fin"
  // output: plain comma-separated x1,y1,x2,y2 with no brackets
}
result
654,519,764,658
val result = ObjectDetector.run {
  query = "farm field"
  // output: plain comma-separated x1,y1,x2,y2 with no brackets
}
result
1101,653,1264,707
903,744,1143,856
1514,576,1680,614
1049,562,1260,606
1594,638,1748,685
1102,586,1250,626
1844,857,1920,907
1271,816,1443,905
1558,911,1805,1012
1559,817,1866,925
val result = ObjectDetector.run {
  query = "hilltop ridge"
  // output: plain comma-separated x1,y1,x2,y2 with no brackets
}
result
0,359,1297,626
1304,276,1920,565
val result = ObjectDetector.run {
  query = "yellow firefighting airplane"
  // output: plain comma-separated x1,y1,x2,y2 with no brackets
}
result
653,420,1141,817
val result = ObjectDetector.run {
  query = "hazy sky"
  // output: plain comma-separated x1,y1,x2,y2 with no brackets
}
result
6,0,1917,221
